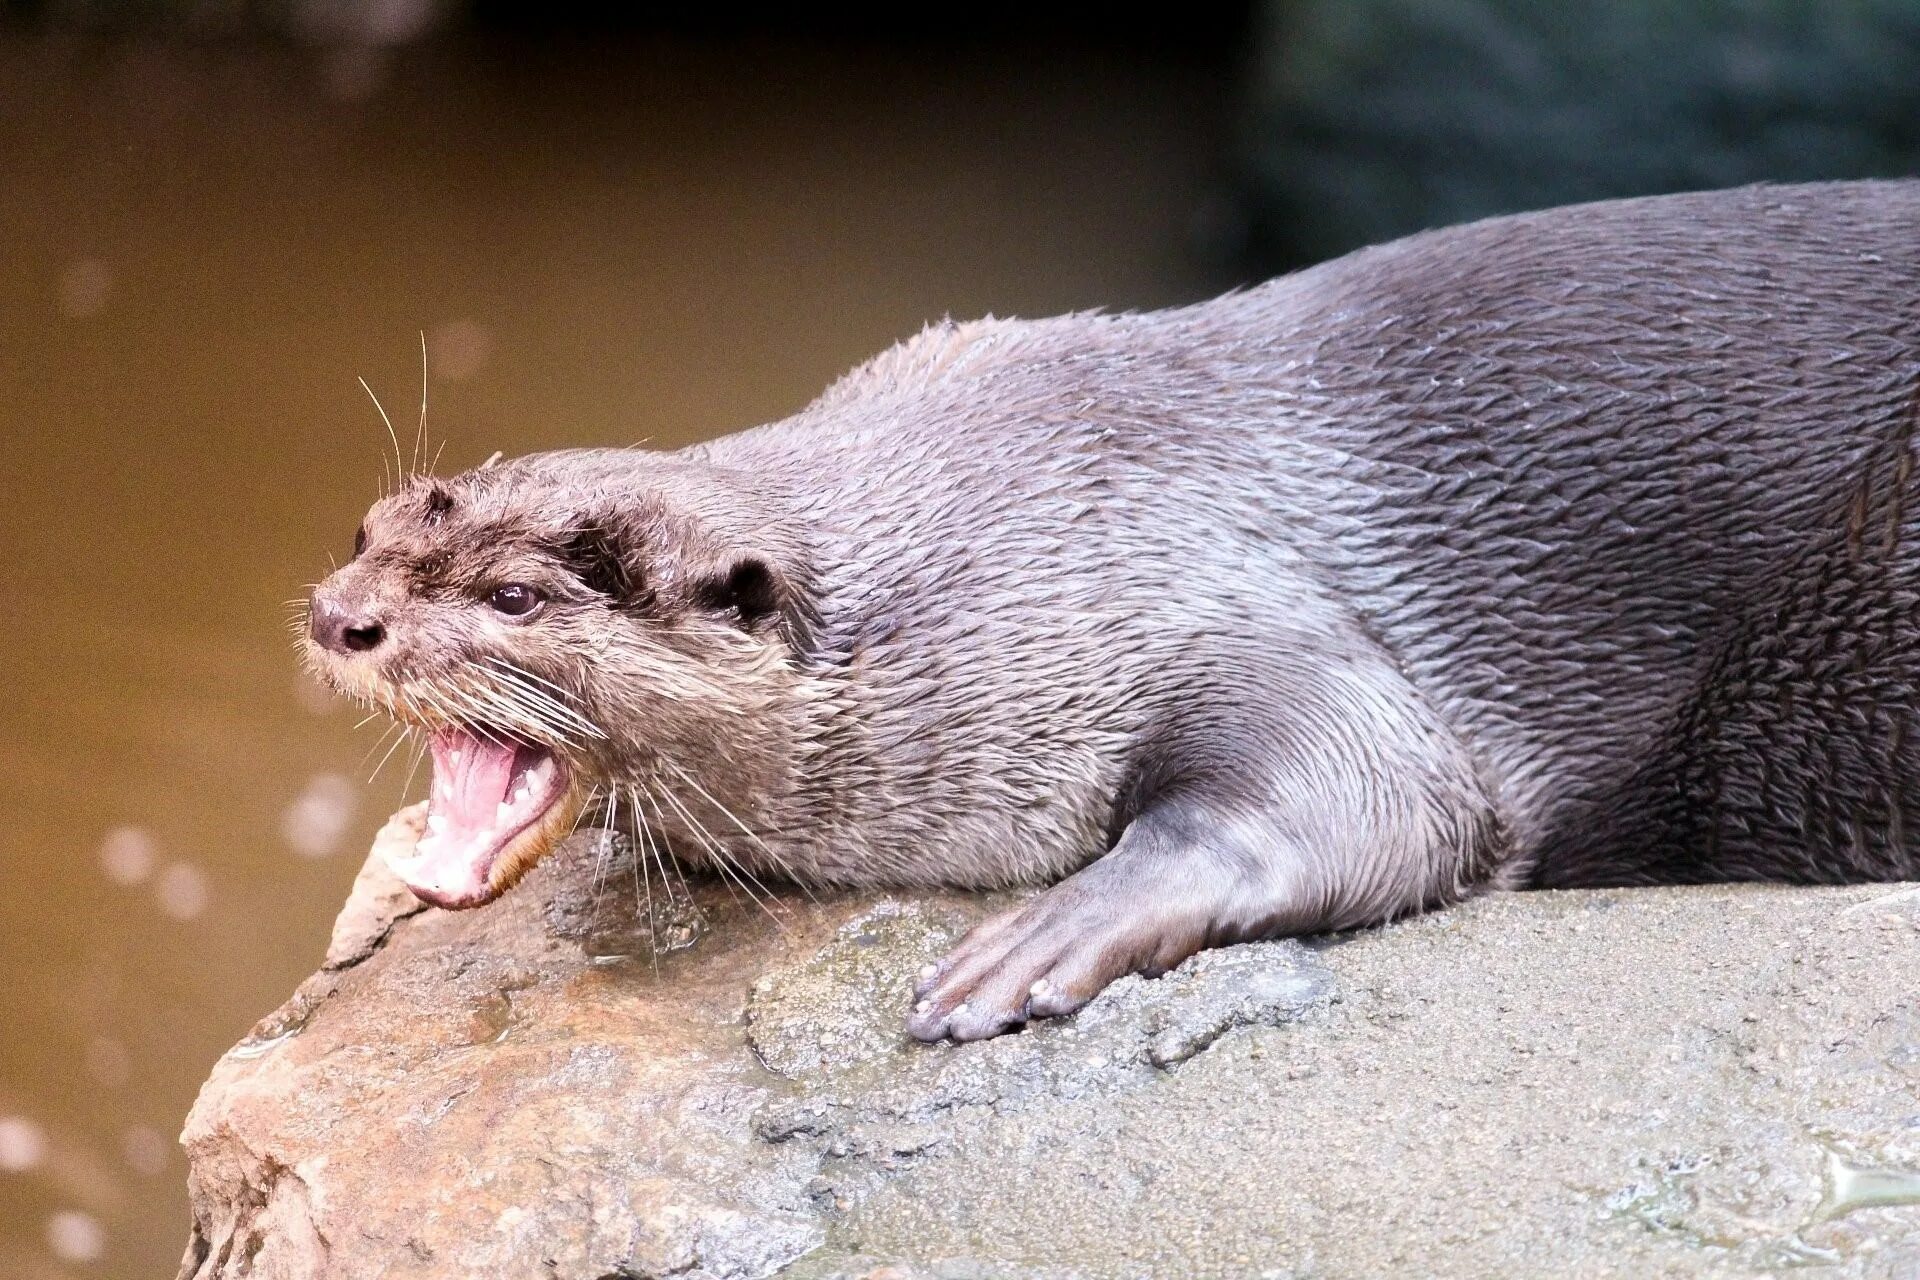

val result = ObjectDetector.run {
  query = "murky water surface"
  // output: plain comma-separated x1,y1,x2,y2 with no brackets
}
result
0,31,1222,1274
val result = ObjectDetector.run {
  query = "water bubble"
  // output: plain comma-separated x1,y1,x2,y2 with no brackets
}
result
155,863,210,920
281,773,359,859
85,1037,131,1089
0,1115,48,1172
122,1126,169,1177
57,258,112,318
46,1209,105,1263
427,318,494,383
98,826,156,887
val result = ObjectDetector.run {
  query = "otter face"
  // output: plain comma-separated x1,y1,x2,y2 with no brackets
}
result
301,461,796,910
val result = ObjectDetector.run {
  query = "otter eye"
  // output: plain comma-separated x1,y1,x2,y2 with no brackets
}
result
487,583,543,618
352,524,368,558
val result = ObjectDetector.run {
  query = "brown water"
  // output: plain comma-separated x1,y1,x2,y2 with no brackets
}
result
0,30,1225,1275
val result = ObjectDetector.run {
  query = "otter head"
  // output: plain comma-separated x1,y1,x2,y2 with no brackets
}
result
301,450,806,909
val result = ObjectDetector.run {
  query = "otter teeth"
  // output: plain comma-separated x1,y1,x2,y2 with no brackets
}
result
417,782,546,858
394,728,574,908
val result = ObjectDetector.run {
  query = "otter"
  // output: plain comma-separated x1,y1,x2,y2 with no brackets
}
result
305,180,1920,1043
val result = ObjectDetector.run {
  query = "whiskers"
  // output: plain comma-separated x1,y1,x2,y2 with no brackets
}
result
637,774,799,931
360,375,406,498
324,657,608,751
575,768,800,944
283,589,322,642
310,648,611,842
476,657,608,744
657,756,816,902
578,782,692,971
362,720,414,785
308,634,808,946
415,330,431,476
359,332,445,499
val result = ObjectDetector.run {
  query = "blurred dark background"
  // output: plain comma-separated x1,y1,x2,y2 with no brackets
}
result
2,2,1917,1275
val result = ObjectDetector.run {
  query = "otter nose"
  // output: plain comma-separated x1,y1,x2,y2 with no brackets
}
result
309,591,387,655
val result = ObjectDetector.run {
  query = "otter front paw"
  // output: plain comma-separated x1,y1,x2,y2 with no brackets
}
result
906,878,1204,1042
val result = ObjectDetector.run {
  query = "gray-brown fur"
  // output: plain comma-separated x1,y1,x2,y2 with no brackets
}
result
309,179,1920,1042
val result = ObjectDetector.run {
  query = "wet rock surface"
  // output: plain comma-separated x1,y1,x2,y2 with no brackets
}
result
181,832,1920,1278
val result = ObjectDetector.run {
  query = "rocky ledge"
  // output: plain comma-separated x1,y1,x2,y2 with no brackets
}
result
180,817,1920,1279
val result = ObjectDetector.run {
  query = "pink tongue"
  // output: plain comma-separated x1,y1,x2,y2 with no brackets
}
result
430,727,518,837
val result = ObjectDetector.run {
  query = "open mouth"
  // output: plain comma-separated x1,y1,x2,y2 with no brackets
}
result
381,725,583,909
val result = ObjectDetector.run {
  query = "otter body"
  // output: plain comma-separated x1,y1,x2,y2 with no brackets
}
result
309,180,1920,1041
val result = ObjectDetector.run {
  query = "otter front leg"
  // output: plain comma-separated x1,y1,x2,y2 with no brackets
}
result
908,657,1504,1042
908,799,1319,1041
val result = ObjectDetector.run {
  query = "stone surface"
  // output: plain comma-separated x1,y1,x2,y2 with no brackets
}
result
180,830,1920,1278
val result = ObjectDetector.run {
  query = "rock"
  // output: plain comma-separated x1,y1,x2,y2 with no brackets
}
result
180,831,1920,1278
542,828,709,959
322,803,430,971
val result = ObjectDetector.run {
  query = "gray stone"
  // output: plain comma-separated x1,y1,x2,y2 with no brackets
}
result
180,831,1920,1278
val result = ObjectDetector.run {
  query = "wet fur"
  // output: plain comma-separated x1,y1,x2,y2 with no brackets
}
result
312,180,1920,1040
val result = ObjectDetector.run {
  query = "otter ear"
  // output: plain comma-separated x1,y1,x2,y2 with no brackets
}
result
695,556,786,632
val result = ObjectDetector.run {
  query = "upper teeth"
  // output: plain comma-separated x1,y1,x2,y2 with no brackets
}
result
415,755,558,858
